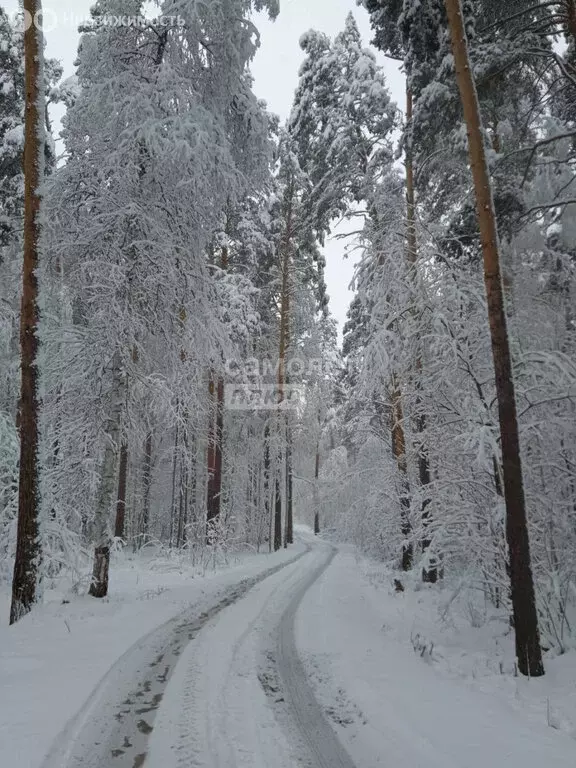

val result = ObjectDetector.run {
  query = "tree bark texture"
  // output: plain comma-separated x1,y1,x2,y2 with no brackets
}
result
10,1,45,624
391,379,413,571
114,442,129,540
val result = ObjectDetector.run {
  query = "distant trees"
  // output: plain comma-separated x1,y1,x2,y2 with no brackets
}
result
1,0,341,610
42,0,280,597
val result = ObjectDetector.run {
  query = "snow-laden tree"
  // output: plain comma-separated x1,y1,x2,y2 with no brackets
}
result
0,9,25,579
41,0,277,596
289,13,396,239
444,0,543,677
319,0,576,666
0,5,62,620
9,0,45,624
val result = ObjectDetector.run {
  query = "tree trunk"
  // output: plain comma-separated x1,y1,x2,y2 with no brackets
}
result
406,86,435,583
391,379,413,571
274,175,294,553
405,88,418,269
177,465,188,547
263,423,272,552
188,436,197,535
89,452,114,599
140,431,153,544
177,422,190,547
89,356,124,598
419,411,437,583
274,476,283,552
10,0,45,625
444,0,544,677
114,442,128,540
170,422,179,547
206,244,227,533
313,444,320,535
566,0,576,43
285,427,293,546
206,377,224,532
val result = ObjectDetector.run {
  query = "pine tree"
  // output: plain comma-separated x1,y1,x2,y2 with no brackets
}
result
274,145,296,551
206,239,229,536
290,13,396,238
10,0,45,624
0,9,24,256
0,10,26,577
444,0,544,677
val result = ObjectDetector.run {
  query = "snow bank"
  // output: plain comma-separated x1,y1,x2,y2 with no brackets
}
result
296,546,576,768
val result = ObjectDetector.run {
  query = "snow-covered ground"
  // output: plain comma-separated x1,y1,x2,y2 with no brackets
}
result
146,542,339,768
0,544,303,768
2,538,575,768
297,545,576,768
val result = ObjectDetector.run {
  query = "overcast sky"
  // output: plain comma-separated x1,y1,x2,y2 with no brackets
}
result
5,0,404,339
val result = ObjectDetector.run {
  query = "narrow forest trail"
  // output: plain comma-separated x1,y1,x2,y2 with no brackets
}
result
275,548,357,768
40,539,355,768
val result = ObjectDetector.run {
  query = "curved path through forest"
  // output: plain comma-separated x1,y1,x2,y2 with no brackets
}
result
42,539,355,768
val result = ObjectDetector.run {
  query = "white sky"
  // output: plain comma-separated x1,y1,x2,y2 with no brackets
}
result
5,0,404,339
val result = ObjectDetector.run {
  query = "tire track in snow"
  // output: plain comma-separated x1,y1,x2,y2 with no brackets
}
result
147,541,357,768
41,549,307,768
148,548,323,768
275,545,357,768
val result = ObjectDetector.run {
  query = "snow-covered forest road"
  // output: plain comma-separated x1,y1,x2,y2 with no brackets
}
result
35,538,576,768
40,540,354,768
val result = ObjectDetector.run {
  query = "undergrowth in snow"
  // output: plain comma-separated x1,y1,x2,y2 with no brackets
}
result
296,545,576,768
359,550,576,739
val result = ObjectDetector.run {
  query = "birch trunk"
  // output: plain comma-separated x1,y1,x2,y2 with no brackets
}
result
89,356,124,598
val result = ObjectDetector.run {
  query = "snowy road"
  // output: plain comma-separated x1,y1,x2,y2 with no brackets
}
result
32,541,576,768
276,547,356,768
296,549,576,768
42,540,354,768
147,540,354,768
